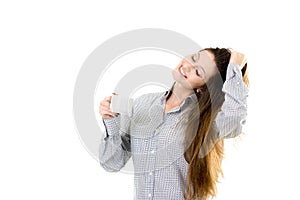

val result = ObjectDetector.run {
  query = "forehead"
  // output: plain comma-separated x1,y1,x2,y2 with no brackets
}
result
184,50,218,78
186,50,216,68
197,50,215,65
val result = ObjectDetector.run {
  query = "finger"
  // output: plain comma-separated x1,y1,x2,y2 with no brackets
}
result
241,57,247,66
99,101,105,106
101,107,119,117
100,109,115,116
102,114,115,119
102,111,119,118
100,100,111,108
100,106,113,113
104,96,112,103
101,106,112,111
103,110,115,116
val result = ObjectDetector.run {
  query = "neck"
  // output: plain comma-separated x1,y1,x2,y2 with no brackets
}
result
167,82,195,106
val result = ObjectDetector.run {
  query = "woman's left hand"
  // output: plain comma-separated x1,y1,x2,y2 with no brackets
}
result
229,51,247,69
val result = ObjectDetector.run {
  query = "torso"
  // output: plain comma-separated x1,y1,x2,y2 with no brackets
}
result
130,91,190,199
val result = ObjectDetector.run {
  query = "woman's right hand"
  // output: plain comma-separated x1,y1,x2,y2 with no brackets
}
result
99,96,118,119
229,51,247,69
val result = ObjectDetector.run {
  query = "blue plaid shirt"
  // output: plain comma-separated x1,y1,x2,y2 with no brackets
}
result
99,63,249,199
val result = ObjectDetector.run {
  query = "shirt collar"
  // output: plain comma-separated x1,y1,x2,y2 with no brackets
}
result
160,88,198,107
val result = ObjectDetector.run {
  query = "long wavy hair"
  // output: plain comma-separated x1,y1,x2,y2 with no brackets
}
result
172,48,249,200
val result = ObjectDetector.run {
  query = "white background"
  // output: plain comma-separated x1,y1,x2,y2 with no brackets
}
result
1,0,299,199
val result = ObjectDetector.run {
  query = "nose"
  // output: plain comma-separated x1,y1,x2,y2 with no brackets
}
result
182,60,196,73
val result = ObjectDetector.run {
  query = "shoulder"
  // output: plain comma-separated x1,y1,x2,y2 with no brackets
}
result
133,91,165,105
130,91,165,117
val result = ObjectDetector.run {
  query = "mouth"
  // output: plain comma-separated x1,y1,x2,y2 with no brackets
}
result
178,66,187,78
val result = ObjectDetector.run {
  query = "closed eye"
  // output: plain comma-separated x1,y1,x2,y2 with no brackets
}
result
195,69,200,77
191,54,196,62
195,66,205,77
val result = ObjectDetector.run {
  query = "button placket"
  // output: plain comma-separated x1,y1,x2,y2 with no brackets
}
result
146,132,158,199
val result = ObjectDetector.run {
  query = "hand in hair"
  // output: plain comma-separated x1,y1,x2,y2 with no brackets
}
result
229,51,247,69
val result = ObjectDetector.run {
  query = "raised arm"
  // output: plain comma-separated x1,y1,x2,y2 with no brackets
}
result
98,95,132,172
215,51,249,139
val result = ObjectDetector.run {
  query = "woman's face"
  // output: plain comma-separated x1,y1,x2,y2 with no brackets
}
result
172,50,218,90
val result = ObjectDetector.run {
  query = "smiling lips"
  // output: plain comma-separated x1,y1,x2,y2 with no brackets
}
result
178,66,187,78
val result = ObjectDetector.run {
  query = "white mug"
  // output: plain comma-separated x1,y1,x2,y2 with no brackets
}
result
111,92,133,115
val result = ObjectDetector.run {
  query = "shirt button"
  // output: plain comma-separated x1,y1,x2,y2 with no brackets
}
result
240,118,246,125
150,150,155,154
233,66,238,73
148,193,152,197
149,172,153,176
237,81,240,85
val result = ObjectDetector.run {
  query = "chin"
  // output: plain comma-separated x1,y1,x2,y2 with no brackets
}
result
172,69,184,81
172,77,193,90
171,70,179,80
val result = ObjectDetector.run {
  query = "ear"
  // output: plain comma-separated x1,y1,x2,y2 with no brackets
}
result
196,88,202,93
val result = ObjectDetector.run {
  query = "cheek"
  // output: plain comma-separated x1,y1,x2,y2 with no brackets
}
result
190,77,205,87
197,80,206,87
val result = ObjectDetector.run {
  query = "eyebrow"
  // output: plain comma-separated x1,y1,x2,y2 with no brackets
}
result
195,53,206,74
198,65,206,75
196,52,200,61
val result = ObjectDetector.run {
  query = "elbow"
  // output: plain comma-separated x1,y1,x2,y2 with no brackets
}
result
220,125,242,139
99,161,122,172
217,115,247,139
99,152,124,172
99,150,128,172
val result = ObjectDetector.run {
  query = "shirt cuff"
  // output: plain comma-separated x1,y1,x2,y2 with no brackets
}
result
223,62,249,97
227,62,243,78
102,115,121,137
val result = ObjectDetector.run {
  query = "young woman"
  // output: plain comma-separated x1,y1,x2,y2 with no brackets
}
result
99,48,249,200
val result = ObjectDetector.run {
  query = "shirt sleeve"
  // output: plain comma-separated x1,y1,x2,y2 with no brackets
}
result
99,105,133,172
214,62,249,139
